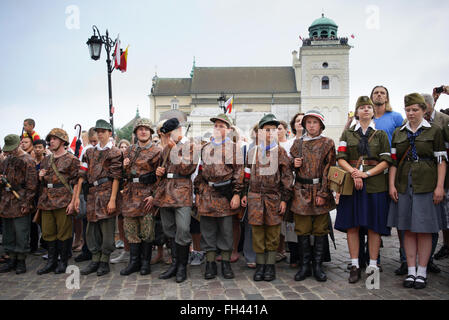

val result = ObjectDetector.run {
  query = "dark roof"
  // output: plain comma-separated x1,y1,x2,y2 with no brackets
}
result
190,67,297,94
152,78,191,96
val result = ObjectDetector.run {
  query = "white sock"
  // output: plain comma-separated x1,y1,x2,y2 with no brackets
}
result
351,259,359,268
416,265,427,282
407,266,416,277
369,260,378,269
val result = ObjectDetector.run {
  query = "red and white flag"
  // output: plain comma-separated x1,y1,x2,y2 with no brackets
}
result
225,96,234,114
114,34,121,69
69,126,83,159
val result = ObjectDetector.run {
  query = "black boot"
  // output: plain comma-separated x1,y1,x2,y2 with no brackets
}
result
204,261,218,280
120,243,141,276
176,244,189,283
15,259,26,274
253,264,265,281
140,242,152,275
159,239,177,279
81,261,100,275
221,261,234,279
295,235,312,281
263,264,276,281
0,257,17,273
97,261,110,276
55,239,71,274
312,236,327,282
37,241,58,275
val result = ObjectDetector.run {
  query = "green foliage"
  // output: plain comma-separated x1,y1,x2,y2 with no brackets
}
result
115,125,133,142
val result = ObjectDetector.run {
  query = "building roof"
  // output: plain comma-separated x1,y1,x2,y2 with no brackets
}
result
151,66,298,96
310,14,338,28
190,67,297,94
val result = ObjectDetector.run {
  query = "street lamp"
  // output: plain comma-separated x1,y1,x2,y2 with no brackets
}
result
86,25,117,136
217,93,227,114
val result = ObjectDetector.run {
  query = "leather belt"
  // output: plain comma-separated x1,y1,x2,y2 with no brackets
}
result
405,157,433,163
46,183,65,189
349,160,379,167
166,173,190,179
297,177,322,185
208,180,231,187
89,177,111,187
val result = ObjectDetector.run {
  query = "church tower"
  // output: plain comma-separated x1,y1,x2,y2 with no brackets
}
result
298,14,352,142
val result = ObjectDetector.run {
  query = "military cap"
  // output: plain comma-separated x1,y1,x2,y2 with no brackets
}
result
133,118,154,135
46,128,69,145
3,134,20,152
356,96,374,109
258,113,280,129
94,119,112,131
210,114,233,128
160,118,181,134
301,110,326,130
404,93,426,107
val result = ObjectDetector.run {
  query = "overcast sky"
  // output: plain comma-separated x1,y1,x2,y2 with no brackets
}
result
1,0,449,143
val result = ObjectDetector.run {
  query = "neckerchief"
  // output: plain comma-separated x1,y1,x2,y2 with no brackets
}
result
356,127,373,157
211,137,230,147
406,128,423,160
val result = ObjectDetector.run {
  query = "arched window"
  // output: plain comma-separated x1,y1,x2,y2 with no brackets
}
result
322,76,330,90
312,32,318,37
171,97,179,110
320,30,328,38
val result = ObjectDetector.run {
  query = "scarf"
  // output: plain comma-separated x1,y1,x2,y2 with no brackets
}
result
356,127,373,157
406,129,423,160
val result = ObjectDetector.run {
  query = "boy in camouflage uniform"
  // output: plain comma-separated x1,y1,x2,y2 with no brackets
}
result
74,119,123,276
241,114,293,281
120,118,162,276
36,128,80,275
194,114,244,280
0,134,38,274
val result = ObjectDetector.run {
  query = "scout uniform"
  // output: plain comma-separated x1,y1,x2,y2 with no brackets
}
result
290,110,336,282
153,118,198,283
79,120,123,276
120,118,162,276
335,96,393,284
244,114,293,282
0,135,38,274
37,128,80,275
194,114,244,280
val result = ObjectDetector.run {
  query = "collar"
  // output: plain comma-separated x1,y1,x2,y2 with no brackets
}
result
96,141,113,151
354,121,376,133
431,109,436,123
176,136,189,146
211,137,230,146
259,141,278,151
302,133,323,141
135,141,152,150
400,118,431,132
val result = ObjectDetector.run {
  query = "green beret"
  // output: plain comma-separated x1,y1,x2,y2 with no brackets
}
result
210,114,233,128
94,119,112,131
3,134,20,152
356,96,374,109
404,93,426,107
258,114,280,129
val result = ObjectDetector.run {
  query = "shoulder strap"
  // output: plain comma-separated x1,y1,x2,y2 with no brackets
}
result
128,144,143,170
50,154,73,194
298,138,304,158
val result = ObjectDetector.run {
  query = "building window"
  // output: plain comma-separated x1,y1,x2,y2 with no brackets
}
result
322,62,328,68
322,76,330,90
171,97,179,110
320,30,328,38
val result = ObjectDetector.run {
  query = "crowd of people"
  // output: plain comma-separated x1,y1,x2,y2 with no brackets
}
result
0,85,448,291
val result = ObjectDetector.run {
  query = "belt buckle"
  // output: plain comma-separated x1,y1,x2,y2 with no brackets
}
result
132,178,139,183
167,173,174,179
47,183,54,189
93,181,99,186
312,178,320,184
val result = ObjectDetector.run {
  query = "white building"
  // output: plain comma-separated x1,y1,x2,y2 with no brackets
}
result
149,14,352,142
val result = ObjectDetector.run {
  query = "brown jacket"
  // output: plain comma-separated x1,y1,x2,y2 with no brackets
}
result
244,144,293,226
121,142,162,217
153,137,198,208
194,139,244,217
37,152,80,211
79,144,123,222
0,153,38,218
290,136,336,216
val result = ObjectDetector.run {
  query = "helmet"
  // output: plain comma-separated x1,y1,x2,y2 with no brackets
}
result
133,118,154,135
46,128,69,145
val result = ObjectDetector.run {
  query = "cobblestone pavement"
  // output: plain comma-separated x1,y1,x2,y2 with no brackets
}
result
0,212,448,300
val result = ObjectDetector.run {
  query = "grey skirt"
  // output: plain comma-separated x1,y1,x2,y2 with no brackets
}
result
388,173,443,233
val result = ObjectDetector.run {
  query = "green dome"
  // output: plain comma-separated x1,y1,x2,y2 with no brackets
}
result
310,15,338,28
308,14,338,39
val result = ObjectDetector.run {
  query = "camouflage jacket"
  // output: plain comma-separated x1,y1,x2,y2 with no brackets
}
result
0,153,38,218
290,136,336,216
79,142,123,222
244,144,293,226
122,142,162,217
194,139,244,217
37,152,79,211
153,137,199,208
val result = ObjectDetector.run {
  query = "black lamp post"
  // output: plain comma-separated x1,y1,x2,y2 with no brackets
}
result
86,25,117,136
217,93,227,114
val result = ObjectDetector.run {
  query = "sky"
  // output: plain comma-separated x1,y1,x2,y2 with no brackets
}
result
1,0,449,143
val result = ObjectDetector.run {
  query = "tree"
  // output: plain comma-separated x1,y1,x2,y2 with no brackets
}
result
115,125,133,143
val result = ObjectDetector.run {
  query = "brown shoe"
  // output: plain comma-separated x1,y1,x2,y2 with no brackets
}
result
348,266,361,283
